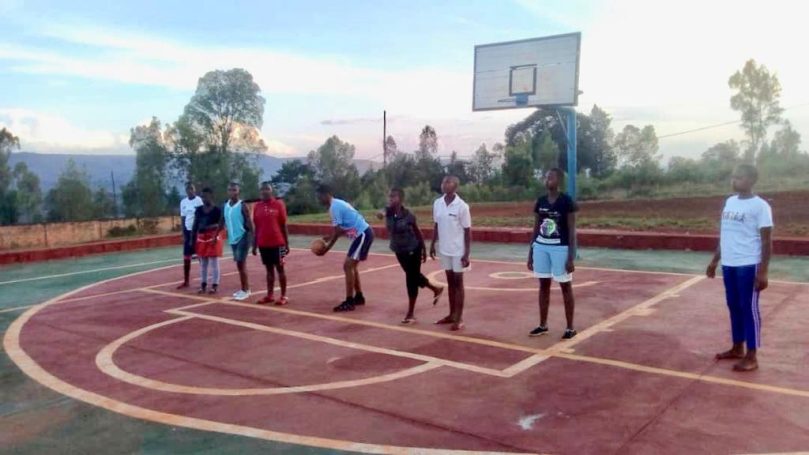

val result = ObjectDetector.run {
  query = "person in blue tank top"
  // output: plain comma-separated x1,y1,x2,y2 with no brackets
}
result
316,184,374,312
224,182,254,301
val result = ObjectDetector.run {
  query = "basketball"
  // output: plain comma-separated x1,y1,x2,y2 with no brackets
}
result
310,238,327,256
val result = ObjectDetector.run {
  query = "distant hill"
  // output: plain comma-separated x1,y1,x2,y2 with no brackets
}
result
8,153,381,192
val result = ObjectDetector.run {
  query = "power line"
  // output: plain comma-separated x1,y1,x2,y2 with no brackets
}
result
658,102,809,140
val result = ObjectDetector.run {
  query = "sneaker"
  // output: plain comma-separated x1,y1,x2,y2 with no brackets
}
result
197,283,207,294
562,329,577,340
276,296,289,306
234,290,251,302
208,285,218,294
232,290,240,298
333,299,355,312
353,293,366,306
529,326,549,337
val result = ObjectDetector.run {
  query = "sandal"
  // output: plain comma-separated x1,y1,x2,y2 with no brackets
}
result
276,296,289,306
450,322,465,331
401,317,417,325
256,296,275,305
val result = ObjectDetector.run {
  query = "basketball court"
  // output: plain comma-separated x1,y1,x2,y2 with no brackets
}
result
5,247,809,454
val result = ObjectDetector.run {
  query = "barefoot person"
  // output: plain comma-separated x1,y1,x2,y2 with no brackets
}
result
252,182,290,305
224,182,254,302
316,184,374,312
430,176,471,331
377,188,443,324
527,168,578,340
707,164,773,372
178,183,203,289
191,187,223,294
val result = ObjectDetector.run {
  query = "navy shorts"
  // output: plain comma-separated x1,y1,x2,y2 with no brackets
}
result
230,236,250,263
347,227,374,262
182,229,194,258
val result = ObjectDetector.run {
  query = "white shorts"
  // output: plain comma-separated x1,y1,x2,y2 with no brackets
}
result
439,254,470,273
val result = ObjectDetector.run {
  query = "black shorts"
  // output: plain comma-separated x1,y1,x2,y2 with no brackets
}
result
259,247,286,266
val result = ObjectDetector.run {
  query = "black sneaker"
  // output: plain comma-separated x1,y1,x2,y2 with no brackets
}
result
562,329,577,340
529,326,549,337
353,293,366,306
333,299,355,312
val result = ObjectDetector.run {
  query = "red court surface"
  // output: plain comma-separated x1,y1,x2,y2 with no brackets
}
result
5,250,809,454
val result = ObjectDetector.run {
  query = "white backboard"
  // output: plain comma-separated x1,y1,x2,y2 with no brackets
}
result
473,32,580,111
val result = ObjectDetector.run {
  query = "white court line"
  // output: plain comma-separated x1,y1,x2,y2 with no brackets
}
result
0,258,181,286
0,305,39,314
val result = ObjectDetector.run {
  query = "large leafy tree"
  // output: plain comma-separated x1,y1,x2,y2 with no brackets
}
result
445,151,471,184
384,153,418,188
729,59,784,161
384,135,399,164
172,68,266,194
614,125,660,168
45,160,95,222
307,135,361,200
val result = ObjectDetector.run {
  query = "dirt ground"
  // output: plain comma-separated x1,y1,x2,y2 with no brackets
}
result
449,190,809,237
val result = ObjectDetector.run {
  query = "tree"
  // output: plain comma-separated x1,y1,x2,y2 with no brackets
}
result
729,59,784,161
272,160,315,187
757,121,809,177
534,131,559,175
172,68,266,192
468,143,496,184
701,140,742,181
92,188,117,219
579,105,616,177
0,128,21,224
502,141,534,187
384,153,418,188
414,152,445,193
12,162,43,223
384,135,399,164
45,160,95,222
307,135,361,200
614,125,661,168
667,157,703,184
417,125,438,159
446,151,471,184
125,117,170,217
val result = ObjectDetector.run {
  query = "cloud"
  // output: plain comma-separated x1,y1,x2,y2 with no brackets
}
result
0,108,130,153
320,117,381,126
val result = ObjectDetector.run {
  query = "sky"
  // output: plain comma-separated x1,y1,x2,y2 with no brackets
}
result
1,0,808,162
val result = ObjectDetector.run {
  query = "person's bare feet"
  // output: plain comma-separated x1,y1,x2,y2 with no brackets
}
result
435,315,453,324
432,287,444,306
715,346,744,360
450,321,464,331
733,354,758,372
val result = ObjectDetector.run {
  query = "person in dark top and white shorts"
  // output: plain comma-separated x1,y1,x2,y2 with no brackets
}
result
377,188,444,324
527,168,579,340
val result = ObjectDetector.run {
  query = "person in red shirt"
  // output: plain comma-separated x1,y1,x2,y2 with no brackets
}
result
251,181,290,305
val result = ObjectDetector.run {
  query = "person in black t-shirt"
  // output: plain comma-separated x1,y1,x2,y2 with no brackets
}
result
527,168,579,340
377,188,444,324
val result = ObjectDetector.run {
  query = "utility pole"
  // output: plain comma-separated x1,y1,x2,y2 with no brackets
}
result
382,110,387,168
110,170,118,218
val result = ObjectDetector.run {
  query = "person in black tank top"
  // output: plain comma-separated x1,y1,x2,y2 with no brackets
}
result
377,188,444,324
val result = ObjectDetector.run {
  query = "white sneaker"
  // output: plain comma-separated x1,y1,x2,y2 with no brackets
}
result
232,290,240,298
234,290,251,301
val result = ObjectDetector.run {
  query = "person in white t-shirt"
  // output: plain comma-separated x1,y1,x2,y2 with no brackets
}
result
707,164,773,372
430,176,471,331
178,183,203,289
